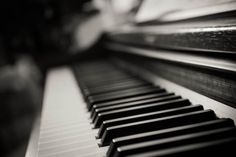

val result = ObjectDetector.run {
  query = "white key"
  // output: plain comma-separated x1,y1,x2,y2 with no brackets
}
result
31,67,107,157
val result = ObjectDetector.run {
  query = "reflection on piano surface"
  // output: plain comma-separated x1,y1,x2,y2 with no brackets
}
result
26,0,236,157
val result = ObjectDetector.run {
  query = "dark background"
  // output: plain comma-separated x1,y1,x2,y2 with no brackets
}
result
0,1,90,156
0,0,89,66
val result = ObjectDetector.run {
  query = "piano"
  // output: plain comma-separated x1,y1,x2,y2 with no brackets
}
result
25,0,236,156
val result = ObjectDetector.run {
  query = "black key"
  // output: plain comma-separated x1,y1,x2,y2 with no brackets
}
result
92,92,173,109
98,105,203,139
87,87,165,110
77,70,127,79
88,85,160,101
75,61,110,68
127,136,236,157
81,77,138,89
80,71,134,81
99,109,216,146
84,81,151,96
115,127,236,157
91,95,181,121
93,99,190,128
79,74,129,82
80,78,142,97
84,79,147,89
79,75,135,87
91,92,174,117
83,78,144,90
107,118,234,157
79,70,132,77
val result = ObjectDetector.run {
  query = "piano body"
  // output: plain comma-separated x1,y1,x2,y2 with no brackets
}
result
26,0,236,157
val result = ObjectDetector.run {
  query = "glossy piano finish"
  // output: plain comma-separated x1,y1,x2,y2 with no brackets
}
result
108,12,236,54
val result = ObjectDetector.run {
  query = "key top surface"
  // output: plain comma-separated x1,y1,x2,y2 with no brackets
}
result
107,118,234,157
100,110,216,146
93,99,191,128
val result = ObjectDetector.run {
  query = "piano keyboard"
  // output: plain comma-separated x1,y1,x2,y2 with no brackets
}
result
33,59,236,157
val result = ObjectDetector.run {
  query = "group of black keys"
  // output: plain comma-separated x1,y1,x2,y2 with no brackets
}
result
73,60,236,157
